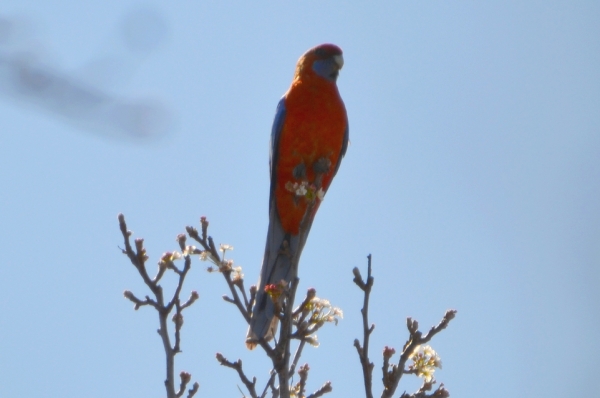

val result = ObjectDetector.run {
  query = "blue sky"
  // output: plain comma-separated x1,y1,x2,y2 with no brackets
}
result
0,1,598,397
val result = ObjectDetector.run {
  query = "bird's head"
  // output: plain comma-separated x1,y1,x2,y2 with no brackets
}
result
295,43,344,83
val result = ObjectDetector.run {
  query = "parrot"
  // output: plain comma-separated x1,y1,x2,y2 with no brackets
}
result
246,43,349,349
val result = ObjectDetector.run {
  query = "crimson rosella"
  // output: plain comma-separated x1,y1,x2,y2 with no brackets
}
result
246,44,349,348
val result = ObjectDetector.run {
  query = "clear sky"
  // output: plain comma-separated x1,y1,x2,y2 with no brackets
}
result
0,1,598,397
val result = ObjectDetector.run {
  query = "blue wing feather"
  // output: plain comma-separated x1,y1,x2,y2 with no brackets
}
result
334,122,349,175
269,98,287,209
246,97,291,348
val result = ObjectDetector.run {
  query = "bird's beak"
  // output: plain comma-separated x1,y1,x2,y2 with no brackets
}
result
333,54,344,70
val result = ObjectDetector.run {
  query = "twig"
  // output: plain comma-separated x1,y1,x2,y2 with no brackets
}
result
275,277,300,397
352,254,375,398
297,364,310,397
186,382,200,398
259,371,277,398
288,340,306,378
237,279,251,309
186,220,251,323
216,353,259,398
176,372,199,398
123,291,159,310
381,310,457,398
306,381,332,398
261,371,278,398
400,381,449,398
118,214,199,398
186,218,276,367
352,255,456,398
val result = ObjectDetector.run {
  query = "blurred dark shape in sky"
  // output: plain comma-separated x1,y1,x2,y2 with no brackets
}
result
0,8,172,142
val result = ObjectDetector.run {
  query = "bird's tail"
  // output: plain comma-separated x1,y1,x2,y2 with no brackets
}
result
246,205,313,349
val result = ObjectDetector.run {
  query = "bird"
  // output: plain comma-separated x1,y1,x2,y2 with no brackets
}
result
246,43,349,349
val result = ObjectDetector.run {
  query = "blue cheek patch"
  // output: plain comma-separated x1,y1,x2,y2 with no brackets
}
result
312,59,338,82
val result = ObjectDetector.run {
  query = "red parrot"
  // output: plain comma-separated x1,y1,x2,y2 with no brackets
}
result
246,44,349,348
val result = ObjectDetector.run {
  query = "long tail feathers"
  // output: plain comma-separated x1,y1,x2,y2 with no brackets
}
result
246,205,312,349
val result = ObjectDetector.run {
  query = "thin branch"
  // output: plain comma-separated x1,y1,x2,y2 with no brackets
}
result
181,291,199,310
237,279,251,309
352,254,375,398
123,291,159,310
167,256,193,311
186,221,251,323
119,214,157,291
186,382,200,398
172,303,184,353
222,270,251,323
216,353,258,398
260,371,277,398
381,310,457,398
292,288,317,319
419,310,457,344
176,371,193,398
400,381,449,398
306,381,332,398
297,364,310,397
152,263,168,284
119,214,199,398
288,340,306,378
275,277,300,398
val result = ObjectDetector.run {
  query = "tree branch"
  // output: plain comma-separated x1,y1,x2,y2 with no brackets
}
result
353,254,375,398
400,381,449,398
118,214,199,398
186,219,251,323
216,353,259,398
306,381,333,398
381,310,457,398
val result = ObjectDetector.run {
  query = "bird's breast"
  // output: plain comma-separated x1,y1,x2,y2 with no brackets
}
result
274,82,347,234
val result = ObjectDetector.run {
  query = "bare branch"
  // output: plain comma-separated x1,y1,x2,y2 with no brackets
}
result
421,310,457,343
186,382,200,398
118,213,157,291
306,381,332,398
353,254,375,398
236,279,251,309
166,256,193,312
297,364,310,397
292,288,317,319
152,263,169,284
181,291,199,310
381,310,457,398
176,371,192,398
274,277,300,398
260,371,277,398
216,353,258,398
118,214,199,398
400,381,450,398
187,219,251,323
288,340,306,378
176,234,187,252
123,290,159,310
222,270,251,323
353,254,455,398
